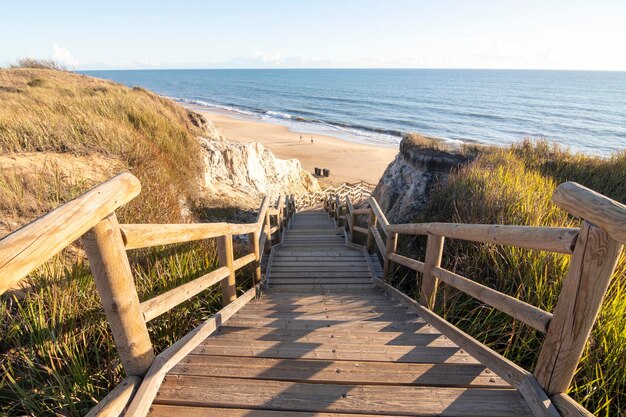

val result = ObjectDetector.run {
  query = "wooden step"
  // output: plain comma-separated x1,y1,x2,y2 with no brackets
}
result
168,356,508,387
154,376,531,417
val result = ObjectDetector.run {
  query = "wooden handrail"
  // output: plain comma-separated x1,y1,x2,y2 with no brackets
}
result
121,223,258,250
368,197,390,233
0,172,141,294
386,223,578,254
140,267,231,322
552,181,626,244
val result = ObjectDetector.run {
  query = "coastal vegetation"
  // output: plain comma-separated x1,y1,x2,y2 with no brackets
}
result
0,65,250,416
390,138,626,416
1,64,624,416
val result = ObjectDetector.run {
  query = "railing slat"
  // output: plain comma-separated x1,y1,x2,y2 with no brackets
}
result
387,253,424,273
0,172,141,294
432,267,553,333
387,223,578,254
140,267,230,322
121,223,257,250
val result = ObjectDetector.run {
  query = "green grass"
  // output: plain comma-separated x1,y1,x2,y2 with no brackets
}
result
389,140,626,416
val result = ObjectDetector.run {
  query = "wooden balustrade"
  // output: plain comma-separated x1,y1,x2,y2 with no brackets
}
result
0,173,297,416
326,180,626,412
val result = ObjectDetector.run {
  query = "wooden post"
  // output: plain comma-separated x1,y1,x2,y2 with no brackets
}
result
534,221,622,395
366,209,377,253
82,213,154,376
264,210,272,253
248,231,261,284
335,195,341,225
383,231,398,281
350,212,358,243
420,233,445,308
217,234,237,306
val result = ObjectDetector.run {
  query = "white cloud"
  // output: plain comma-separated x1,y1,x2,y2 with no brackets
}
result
52,43,79,67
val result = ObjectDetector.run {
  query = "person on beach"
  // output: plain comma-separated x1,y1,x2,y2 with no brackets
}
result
310,136,314,144
300,134,303,142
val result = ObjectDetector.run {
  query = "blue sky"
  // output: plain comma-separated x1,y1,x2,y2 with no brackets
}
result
1,0,625,71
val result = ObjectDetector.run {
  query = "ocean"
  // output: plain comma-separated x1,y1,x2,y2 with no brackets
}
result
83,69,626,155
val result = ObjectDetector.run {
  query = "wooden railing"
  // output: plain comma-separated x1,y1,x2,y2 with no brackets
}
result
295,180,374,210
0,173,296,417
327,181,626,417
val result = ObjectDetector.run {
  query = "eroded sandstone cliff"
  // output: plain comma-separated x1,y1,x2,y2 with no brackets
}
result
373,135,474,223
198,121,320,209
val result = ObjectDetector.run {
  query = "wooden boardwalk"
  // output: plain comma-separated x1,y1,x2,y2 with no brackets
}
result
4,174,622,417
148,210,534,417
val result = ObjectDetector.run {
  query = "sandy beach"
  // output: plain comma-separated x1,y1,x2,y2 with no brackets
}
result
186,105,399,185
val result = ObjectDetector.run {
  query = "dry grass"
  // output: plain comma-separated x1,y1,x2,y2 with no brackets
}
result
0,68,243,416
0,67,206,228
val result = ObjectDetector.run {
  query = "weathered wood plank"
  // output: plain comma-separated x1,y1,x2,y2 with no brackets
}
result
154,376,532,417
169,356,508,387
211,326,452,345
192,339,478,364
149,404,414,417
432,267,553,333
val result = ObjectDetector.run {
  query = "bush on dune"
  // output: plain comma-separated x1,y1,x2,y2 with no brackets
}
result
0,66,205,225
398,142,626,416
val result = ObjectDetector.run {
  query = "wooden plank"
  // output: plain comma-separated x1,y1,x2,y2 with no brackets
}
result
224,316,430,332
270,272,371,277
211,326,454,346
271,285,376,293
85,376,141,417
169,356,508,387
154,376,532,417
140,267,230,322
432,267,553,333
270,261,371,267
232,310,416,321
552,181,626,244
193,339,478,364
535,222,623,394
386,223,578,255
271,278,373,285
149,404,418,417
121,222,256,250
0,172,140,294
241,304,405,314
388,253,424,273
353,225,368,234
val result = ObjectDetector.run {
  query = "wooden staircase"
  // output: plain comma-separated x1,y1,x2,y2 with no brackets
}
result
269,209,374,292
150,208,535,417
3,174,624,417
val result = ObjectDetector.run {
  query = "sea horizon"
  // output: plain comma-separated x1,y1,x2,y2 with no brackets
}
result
83,68,626,156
